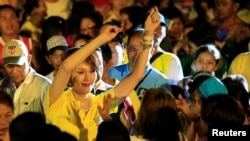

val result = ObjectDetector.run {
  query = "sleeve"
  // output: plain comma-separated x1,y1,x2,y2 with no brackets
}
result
167,55,184,85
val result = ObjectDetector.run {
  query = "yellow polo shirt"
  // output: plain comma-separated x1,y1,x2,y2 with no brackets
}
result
44,88,115,141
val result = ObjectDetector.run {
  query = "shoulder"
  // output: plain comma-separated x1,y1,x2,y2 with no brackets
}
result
150,67,167,78
160,51,179,59
178,132,188,141
233,52,250,61
33,72,52,85
110,64,128,72
130,135,148,141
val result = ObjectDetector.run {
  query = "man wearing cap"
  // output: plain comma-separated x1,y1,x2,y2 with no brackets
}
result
1,39,51,117
45,35,68,81
149,12,184,85
0,5,40,77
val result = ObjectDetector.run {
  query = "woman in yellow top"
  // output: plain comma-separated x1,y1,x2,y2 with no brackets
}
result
44,7,161,141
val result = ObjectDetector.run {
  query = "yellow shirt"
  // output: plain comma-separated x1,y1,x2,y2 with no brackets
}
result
151,51,184,85
44,88,116,141
20,17,42,42
228,52,250,92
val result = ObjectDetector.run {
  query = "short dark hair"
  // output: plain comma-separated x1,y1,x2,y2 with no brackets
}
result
0,4,19,17
0,91,14,111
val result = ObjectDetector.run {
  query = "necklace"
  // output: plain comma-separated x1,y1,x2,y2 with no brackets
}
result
83,96,92,112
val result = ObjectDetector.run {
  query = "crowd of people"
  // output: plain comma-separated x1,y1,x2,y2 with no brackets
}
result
0,0,249,141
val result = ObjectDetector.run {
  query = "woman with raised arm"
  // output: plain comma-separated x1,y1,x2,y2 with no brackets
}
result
44,7,161,141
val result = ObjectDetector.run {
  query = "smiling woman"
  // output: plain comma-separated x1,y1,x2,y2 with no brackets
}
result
44,7,160,141
0,91,14,141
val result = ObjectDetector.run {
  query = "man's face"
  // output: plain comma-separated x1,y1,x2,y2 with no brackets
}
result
4,56,31,85
0,8,19,35
127,35,141,70
4,64,28,84
153,25,166,47
46,50,64,69
215,0,238,20
107,40,124,66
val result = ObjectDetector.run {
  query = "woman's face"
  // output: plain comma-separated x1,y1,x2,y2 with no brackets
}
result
195,51,218,73
168,17,184,40
80,18,97,38
0,104,13,136
111,0,127,11
71,62,97,95
120,13,133,32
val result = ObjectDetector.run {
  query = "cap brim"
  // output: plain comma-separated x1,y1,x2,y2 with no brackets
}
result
48,46,67,54
3,56,26,66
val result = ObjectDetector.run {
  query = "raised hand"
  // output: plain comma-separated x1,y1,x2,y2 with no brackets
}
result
98,94,112,121
144,7,161,33
99,25,123,43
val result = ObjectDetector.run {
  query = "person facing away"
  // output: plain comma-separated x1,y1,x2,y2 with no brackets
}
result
131,87,188,141
0,39,51,117
176,71,228,141
44,7,161,141
0,91,14,141
199,94,246,140
109,28,172,100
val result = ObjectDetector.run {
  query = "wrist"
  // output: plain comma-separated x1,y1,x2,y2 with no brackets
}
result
144,30,154,36
140,42,152,50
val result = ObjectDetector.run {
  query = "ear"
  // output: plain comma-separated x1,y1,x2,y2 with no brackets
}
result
233,2,240,12
107,60,113,68
45,55,51,64
214,62,219,71
27,54,32,65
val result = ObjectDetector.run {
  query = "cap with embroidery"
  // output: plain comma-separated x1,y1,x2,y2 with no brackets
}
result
2,39,28,66
46,35,68,54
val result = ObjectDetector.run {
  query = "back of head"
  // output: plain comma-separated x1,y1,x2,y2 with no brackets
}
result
23,0,39,15
135,87,178,140
45,124,77,141
188,71,228,98
222,74,250,115
41,16,67,49
9,112,46,141
96,120,130,141
201,94,245,127
100,43,112,63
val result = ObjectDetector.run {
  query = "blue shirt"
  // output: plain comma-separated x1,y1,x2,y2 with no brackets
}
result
109,64,172,100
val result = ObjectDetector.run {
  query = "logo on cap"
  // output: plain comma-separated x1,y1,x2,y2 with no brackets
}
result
8,46,16,54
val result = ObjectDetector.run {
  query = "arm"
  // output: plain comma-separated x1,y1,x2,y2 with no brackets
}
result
113,7,161,103
176,94,200,121
49,26,122,105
